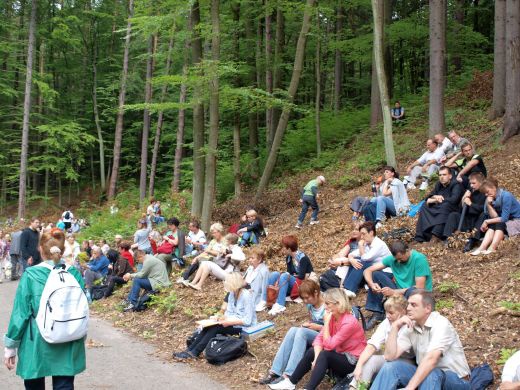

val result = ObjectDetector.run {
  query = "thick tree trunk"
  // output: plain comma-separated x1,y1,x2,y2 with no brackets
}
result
92,37,105,191
245,14,259,178
265,2,274,151
201,0,221,232
255,0,316,201
372,0,396,167
191,1,205,218
428,0,446,136
334,5,344,114
108,0,133,200
232,3,241,197
502,0,520,142
490,0,507,120
370,57,382,127
18,0,37,219
315,12,321,156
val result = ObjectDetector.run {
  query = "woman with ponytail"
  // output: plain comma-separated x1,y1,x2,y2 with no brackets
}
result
4,228,86,389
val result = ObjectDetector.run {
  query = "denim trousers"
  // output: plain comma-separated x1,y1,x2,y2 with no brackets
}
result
366,271,416,313
271,326,319,376
343,260,374,293
373,196,397,222
298,195,319,224
264,272,296,306
370,360,470,390
128,278,153,305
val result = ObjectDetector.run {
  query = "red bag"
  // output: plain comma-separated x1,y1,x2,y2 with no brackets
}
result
290,278,304,300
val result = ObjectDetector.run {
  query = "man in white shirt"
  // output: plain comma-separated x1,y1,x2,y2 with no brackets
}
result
403,139,445,191
500,350,520,389
434,133,454,158
185,220,207,257
62,208,74,230
371,290,471,390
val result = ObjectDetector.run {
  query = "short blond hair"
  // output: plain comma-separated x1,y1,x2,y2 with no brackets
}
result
246,209,257,218
323,288,351,314
384,294,408,312
210,222,224,233
224,272,245,293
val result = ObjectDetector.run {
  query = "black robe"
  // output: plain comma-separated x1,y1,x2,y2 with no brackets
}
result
415,179,464,241
442,189,486,238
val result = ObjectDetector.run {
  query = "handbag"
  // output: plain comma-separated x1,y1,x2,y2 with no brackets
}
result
289,278,304,299
266,276,288,308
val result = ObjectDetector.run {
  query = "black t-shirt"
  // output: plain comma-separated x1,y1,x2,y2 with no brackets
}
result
456,154,487,177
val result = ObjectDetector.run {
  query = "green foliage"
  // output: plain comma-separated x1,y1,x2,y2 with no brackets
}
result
497,348,518,365
437,282,460,294
436,299,454,311
499,301,520,312
148,290,178,315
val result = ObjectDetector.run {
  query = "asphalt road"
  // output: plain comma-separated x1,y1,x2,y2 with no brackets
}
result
0,279,227,389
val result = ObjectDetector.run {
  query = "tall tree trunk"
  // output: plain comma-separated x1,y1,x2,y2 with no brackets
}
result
191,0,205,218
452,0,465,73
18,0,37,219
372,0,396,167
502,0,520,142
428,0,447,136
108,0,134,200
232,3,241,196
490,0,507,120
265,1,274,151
255,0,316,201
315,11,321,156
245,14,259,178
92,35,105,191
370,57,383,127
272,7,285,131
201,0,220,232
334,5,344,114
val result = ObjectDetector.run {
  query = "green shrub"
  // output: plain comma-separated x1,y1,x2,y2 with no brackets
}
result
437,281,460,294
436,299,454,310
497,348,518,365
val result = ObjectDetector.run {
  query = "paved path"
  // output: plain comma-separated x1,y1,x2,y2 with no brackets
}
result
0,279,227,389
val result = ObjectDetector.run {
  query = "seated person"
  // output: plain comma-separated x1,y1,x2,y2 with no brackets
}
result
445,141,487,188
319,230,360,291
84,246,110,302
243,248,270,312
434,132,454,158
185,220,207,257
500,350,520,390
154,217,185,273
103,249,133,298
447,130,469,158
260,280,325,385
442,172,486,243
370,290,471,390
173,272,256,359
370,166,410,228
118,240,135,269
237,209,264,246
471,177,520,256
414,166,464,243
364,241,432,329
403,139,445,191
349,295,409,390
390,101,405,121
176,222,227,285
122,249,171,312
98,239,110,255
264,235,314,316
268,288,366,390
133,217,152,254
188,233,245,291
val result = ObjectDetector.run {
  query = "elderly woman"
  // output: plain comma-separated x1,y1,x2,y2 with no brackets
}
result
243,248,270,311
269,288,366,390
63,234,81,268
173,272,256,359
83,245,110,303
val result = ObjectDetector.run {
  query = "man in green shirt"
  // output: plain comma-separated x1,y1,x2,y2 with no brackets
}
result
363,241,432,329
295,175,325,228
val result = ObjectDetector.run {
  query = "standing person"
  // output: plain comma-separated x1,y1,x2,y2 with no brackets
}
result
8,230,22,280
61,208,74,230
3,228,86,389
295,175,326,228
0,230,8,283
20,218,42,270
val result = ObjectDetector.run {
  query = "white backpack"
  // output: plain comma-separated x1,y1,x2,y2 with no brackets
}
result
35,263,89,344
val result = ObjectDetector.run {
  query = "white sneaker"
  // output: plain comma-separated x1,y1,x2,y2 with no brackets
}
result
268,303,286,316
403,176,410,185
255,300,267,312
176,277,185,284
285,296,293,303
345,290,357,298
294,223,302,229
292,297,303,304
309,220,320,225
375,221,382,230
419,181,429,191
268,377,295,390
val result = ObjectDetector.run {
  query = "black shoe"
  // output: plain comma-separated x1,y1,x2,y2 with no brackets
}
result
463,238,477,253
332,374,353,390
365,312,386,330
10,275,20,281
259,372,280,385
173,350,196,359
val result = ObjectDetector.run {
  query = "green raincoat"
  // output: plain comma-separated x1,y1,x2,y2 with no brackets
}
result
3,262,86,380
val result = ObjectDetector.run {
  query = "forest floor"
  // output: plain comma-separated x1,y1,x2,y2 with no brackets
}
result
90,78,520,388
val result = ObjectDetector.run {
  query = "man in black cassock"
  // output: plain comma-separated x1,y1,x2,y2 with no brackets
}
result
414,166,464,242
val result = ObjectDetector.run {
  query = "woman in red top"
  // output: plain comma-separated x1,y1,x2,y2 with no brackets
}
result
118,240,135,269
269,288,366,390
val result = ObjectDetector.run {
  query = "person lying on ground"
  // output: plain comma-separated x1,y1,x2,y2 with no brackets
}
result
295,175,326,228
447,130,469,158
403,139,445,191
118,240,135,269
176,222,227,284
349,295,411,390
133,217,152,254
319,230,360,291
471,177,520,256
390,101,405,122
500,349,520,390
370,166,410,228
268,288,366,390
363,241,432,329
122,249,171,312
370,290,471,390
442,172,486,245
188,233,245,291
103,249,133,298
243,248,270,311
260,280,325,385
445,140,487,188
173,272,256,360
414,166,464,243
237,209,264,246
84,245,110,302
434,132,454,159
264,235,314,316
185,220,207,257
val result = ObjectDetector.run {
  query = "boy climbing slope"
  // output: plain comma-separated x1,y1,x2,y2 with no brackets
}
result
295,175,325,228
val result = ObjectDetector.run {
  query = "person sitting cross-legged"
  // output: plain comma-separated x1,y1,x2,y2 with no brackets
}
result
390,101,405,123
363,241,433,329
370,289,471,390
122,249,171,312
500,349,520,390
370,166,410,228
403,139,445,191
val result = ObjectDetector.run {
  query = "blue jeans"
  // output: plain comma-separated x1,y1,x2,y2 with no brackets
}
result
343,260,374,293
371,360,470,390
271,327,319,376
263,272,296,306
128,278,153,305
239,231,259,247
298,195,319,224
373,196,396,222
366,272,417,313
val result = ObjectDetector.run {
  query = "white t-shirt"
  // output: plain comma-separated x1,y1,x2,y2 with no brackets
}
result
368,318,410,352
62,211,74,222
350,236,392,273
188,229,207,245
440,137,454,154
417,148,445,165
502,350,520,383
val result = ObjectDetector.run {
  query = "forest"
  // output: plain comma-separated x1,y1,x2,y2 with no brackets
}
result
1,0,517,230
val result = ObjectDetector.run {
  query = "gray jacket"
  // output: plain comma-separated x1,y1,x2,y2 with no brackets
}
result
9,230,22,256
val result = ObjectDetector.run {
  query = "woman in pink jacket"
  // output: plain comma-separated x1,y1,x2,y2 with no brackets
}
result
268,288,366,390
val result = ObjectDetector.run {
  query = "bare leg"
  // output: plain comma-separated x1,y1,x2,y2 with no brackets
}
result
191,264,204,285
476,229,495,251
193,263,211,288
489,230,504,251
